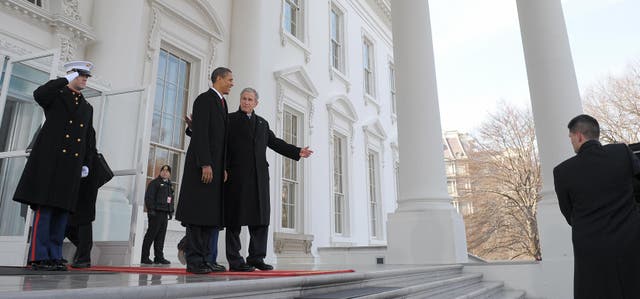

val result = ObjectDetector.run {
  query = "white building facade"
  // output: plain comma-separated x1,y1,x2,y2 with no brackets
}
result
0,0,401,267
0,0,588,297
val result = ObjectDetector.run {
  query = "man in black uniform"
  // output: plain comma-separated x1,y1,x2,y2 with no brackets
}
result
141,165,175,265
224,88,313,271
175,67,232,274
13,61,96,271
554,114,640,298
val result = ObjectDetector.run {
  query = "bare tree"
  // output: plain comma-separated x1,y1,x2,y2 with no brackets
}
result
463,102,542,260
583,60,640,144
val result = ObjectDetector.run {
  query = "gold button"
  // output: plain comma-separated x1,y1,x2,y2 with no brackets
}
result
74,153,79,157
80,124,84,127
72,92,76,95
75,97,79,100
65,134,70,138
62,149,67,153
75,102,79,105
69,120,73,124
77,138,81,142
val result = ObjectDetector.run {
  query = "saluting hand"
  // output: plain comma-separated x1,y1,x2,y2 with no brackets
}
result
300,146,314,158
201,165,213,184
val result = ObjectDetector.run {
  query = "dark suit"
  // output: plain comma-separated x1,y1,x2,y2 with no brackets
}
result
13,77,95,263
554,140,640,298
224,110,300,267
175,88,227,267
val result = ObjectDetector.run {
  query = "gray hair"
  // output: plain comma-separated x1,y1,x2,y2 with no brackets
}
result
240,87,259,100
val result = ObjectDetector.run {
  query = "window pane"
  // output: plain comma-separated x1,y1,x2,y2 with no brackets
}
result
164,83,177,116
167,55,179,85
154,82,164,113
151,112,161,143
147,146,156,177
155,148,169,175
173,118,183,149
160,115,173,146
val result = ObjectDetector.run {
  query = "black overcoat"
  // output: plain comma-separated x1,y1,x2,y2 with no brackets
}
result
224,110,300,226
553,140,640,298
13,78,95,212
69,151,114,225
175,89,227,226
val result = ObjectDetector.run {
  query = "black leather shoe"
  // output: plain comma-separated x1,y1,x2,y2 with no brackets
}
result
206,262,226,272
52,259,68,271
229,263,255,272
186,264,212,274
248,261,274,271
154,258,171,265
29,260,54,271
71,262,91,269
141,257,154,265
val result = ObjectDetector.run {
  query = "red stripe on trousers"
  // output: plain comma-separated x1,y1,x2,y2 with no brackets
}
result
30,210,41,261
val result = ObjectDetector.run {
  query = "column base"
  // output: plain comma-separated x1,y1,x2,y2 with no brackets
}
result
386,208,468,264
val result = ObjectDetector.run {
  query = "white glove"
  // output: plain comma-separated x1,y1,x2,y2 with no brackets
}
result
65,72,79,83
81,166,89,178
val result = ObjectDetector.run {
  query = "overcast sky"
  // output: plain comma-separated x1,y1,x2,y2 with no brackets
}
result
429,0,640,133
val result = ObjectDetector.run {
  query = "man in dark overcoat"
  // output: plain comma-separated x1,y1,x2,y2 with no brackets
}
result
175,67,232,274
13,61,97,271
553,114,640,298
224,88,313,271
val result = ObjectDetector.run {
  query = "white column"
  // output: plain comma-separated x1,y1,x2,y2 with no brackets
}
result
517,0,582,297
387,0,467,264
85,0,148,265
228,0,279,264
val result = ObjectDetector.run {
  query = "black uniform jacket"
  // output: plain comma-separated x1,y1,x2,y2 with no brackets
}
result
553,140,640,298
175,89,227,226
13,77,96,212
69,150,114,225
224,110,301,226
145,177,175,213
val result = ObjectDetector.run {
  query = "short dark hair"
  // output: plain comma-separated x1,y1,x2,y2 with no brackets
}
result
568,114,600,140
211,67,232,83
160,165,171,173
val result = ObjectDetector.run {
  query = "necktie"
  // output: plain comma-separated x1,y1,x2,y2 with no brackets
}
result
221,97,226,108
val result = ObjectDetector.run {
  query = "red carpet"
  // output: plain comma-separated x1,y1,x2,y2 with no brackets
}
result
69,265,354,277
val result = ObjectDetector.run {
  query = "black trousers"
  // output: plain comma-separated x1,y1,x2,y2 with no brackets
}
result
185,224,214,267
141,211,168,260
65,222,92,263
225,225,268,267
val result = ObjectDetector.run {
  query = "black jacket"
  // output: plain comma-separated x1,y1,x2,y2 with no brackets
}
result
554,140,640,298
13,77,96,212
175,89,228,226
224,110,300,226
145,177,175,213
69,151,114,225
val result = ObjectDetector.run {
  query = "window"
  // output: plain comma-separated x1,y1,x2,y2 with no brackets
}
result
330,5,344,72
367,151,381,238
281,108,302,230
284,0,304,40
25,0,42,7
333,133,347,235
389,63,396,115
362,38,375,96
148,49,190,193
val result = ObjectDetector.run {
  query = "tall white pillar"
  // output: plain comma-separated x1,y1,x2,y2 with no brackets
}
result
228,0,279,264
85,0,148,265
517,0,582,297
387,0,467,264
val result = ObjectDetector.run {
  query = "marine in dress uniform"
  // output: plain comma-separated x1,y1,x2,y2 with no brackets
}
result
224,88,313,272
13,61,97,271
